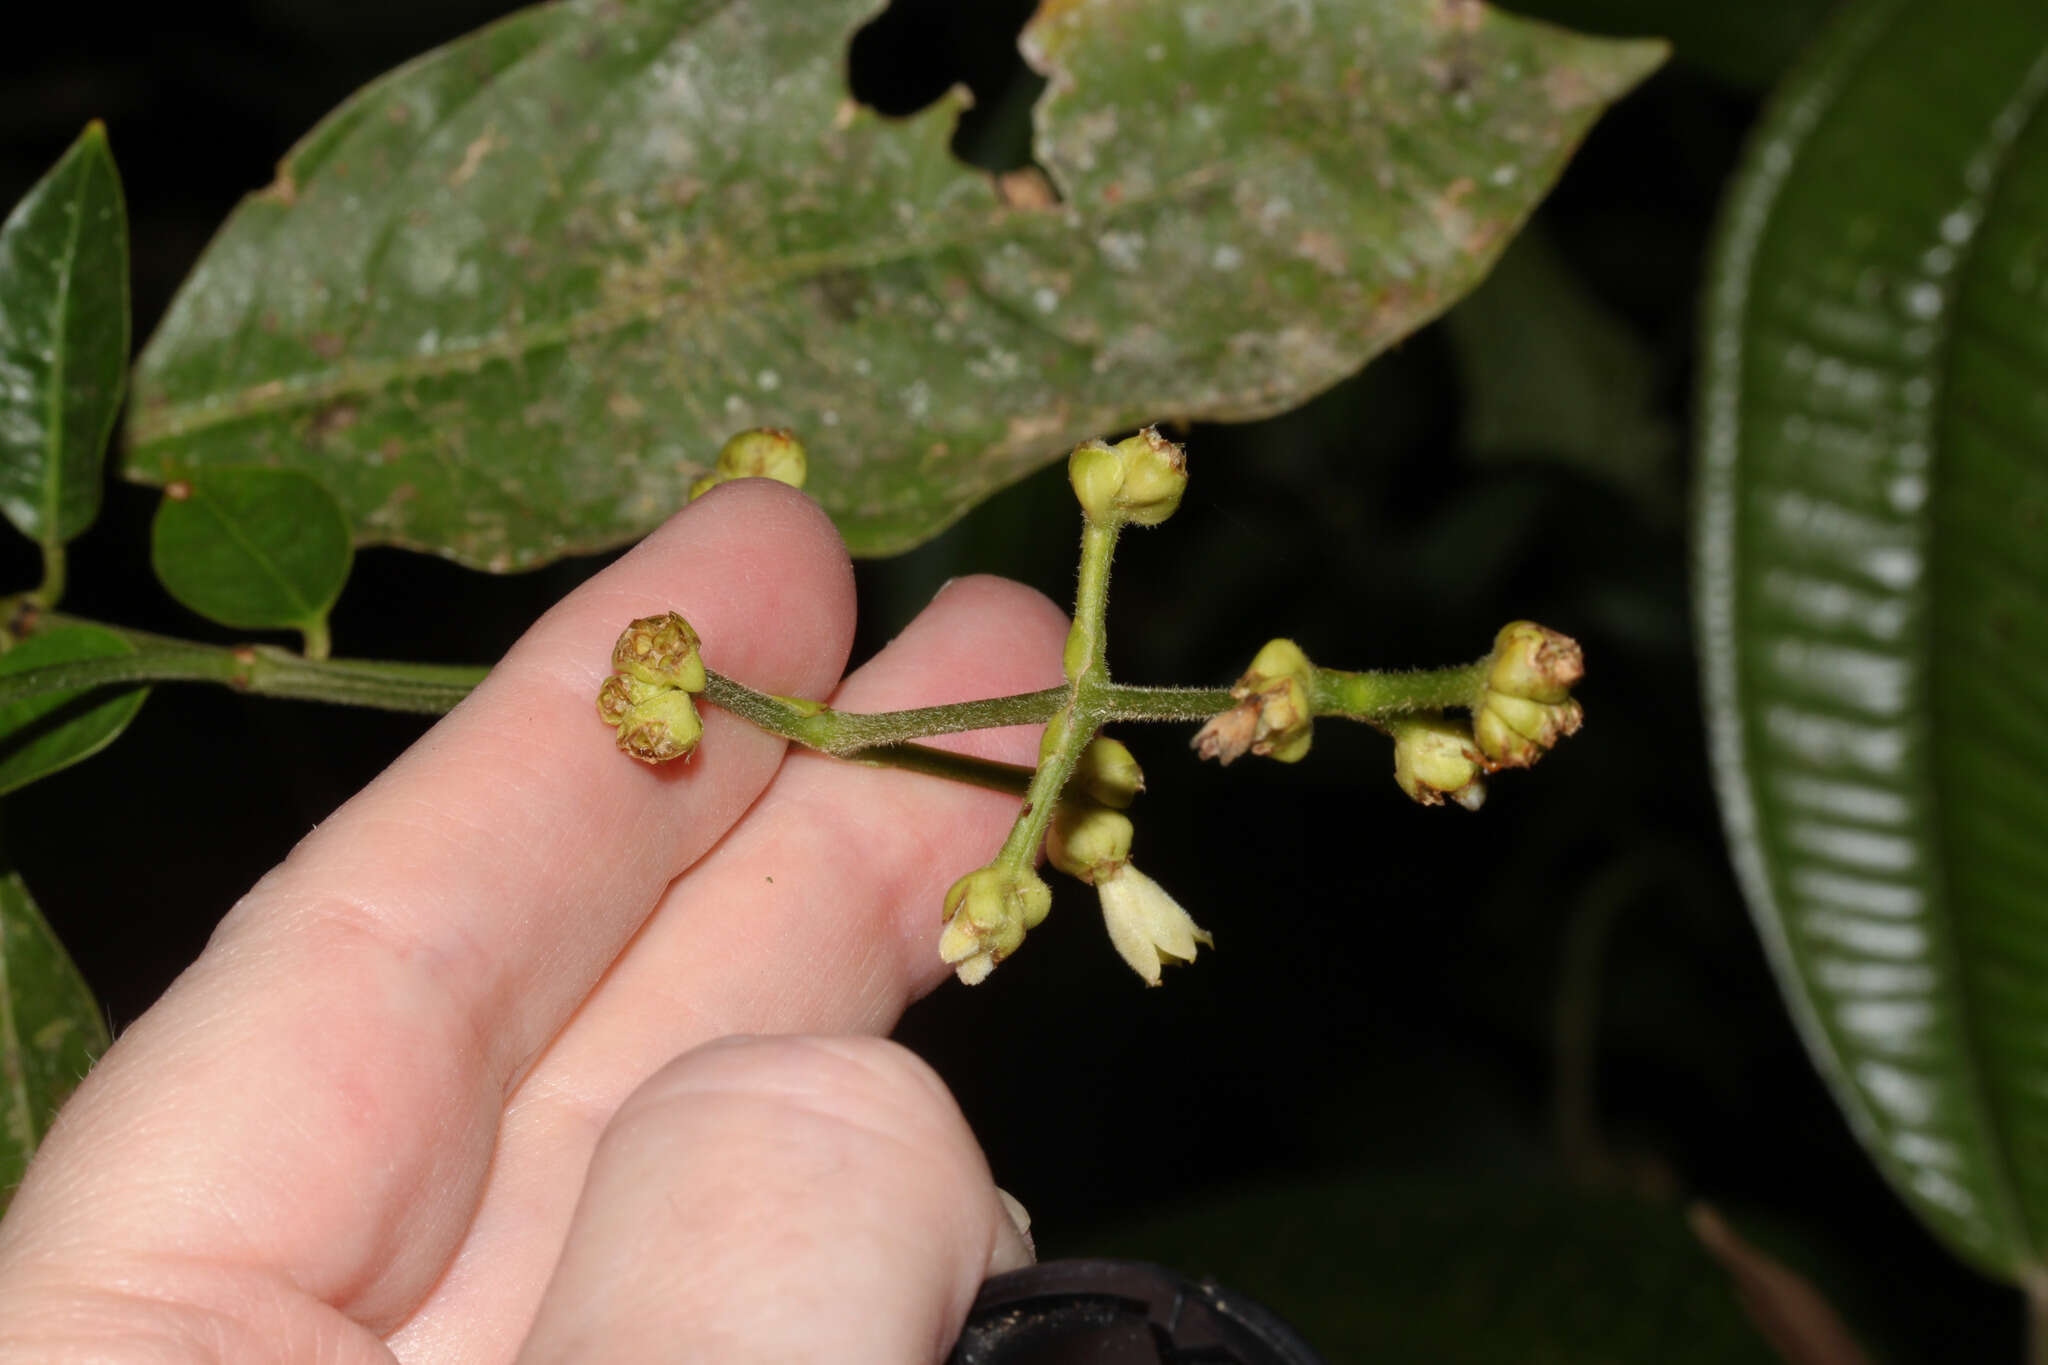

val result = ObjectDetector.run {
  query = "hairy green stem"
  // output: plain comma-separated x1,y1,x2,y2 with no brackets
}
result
1313,660,1490,721
300,617,333,662
0,611,1495,804
30,543,64,610
0,632,1482,740
842,744,1032,797
995,520,1123,870
0,641,486,715
702,673,1069,754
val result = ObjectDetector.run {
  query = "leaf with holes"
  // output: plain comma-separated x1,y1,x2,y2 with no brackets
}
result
0,122,128,554
0,625,149,797
124,0,1664,566
0,862,108,1215
151,468,353,648
1697,0,2048,1282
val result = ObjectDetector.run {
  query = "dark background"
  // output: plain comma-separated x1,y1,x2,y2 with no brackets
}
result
0,1,2014,1358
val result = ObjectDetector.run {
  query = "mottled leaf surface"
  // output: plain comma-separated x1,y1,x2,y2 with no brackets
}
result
151,468,353,635
0,864,107,1214
0,123,128,549
1697,0,2048,1281
127,0,1662,566
0,625,148,797
1089,1171,1775,1363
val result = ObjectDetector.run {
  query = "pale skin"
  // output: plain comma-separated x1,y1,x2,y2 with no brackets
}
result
0,480,1049,1363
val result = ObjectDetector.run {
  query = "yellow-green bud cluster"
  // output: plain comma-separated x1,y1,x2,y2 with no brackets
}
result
1049,738,1213,986
1191,638,1315,766
690,427,809,500
597,612,708,763
1390,716,1486,810
1473,621,1584,769
1046,738,1142,884
1067,427,1188,527
939,865,1053,986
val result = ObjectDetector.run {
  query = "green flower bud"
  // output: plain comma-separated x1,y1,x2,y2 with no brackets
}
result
1047,802,1135,883
612,612,707,692
690,427,809,500
1474,691,1584,769
1391,716,1486,810
612,687,704,764
1192,637,1314,765
1487,621,1583,704
599,613,710,764
1096,863,1211,986
1066,427,1188,527
1072,736,1145,809
1067,440,1126,524
596,672,651,726
1471,621,1584,770
939,865,1052,985
1106,427,1187,526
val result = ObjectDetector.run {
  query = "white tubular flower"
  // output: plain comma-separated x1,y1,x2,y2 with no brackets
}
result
1096,864,1212,986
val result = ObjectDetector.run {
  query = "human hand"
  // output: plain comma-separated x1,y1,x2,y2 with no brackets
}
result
0,481,1056,1363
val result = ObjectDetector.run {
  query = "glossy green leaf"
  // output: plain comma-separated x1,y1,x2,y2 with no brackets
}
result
0,863,108,1214
0,626,149,797
1088,1170,1775,1362
150,468,353,643
0,122,129,550
1697,0,2048,1281
126,0,1663,566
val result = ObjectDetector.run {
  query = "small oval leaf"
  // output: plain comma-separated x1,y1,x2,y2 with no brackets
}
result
0,122,129,549
126,0,1663,565
1697,0,2048,1281
0,625,149,797
0,862,109,1214
151,468,353,638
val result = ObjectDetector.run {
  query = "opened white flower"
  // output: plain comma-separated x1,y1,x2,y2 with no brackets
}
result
1096,864,1212,986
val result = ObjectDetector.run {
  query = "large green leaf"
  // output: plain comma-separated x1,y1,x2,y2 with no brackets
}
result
0,122,129,551
0,863,108,1214
151,468,353,645
1087,1170,1775,1363
1697,0,2048,1281
126,0,1663,567
0,626,149,797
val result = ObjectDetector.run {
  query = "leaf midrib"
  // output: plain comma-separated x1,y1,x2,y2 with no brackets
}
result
38,154,88,548
1919,29,2048,1274
193,490,320,622
128,158,1238,449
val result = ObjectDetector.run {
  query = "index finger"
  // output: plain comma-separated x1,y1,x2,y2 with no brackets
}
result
0,480,855,1334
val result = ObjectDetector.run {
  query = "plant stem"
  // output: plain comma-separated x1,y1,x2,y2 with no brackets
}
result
995,519,1123,870
1313,660,1490,722
1100,683,1236,722
0,642,487,715
0,625,1487,740
30,542,64,610
842,744,1032,797
0,611,1499,804
300,617,333,662
702,673,1069,754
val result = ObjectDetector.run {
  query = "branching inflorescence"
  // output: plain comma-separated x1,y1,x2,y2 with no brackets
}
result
597,428,1585,986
